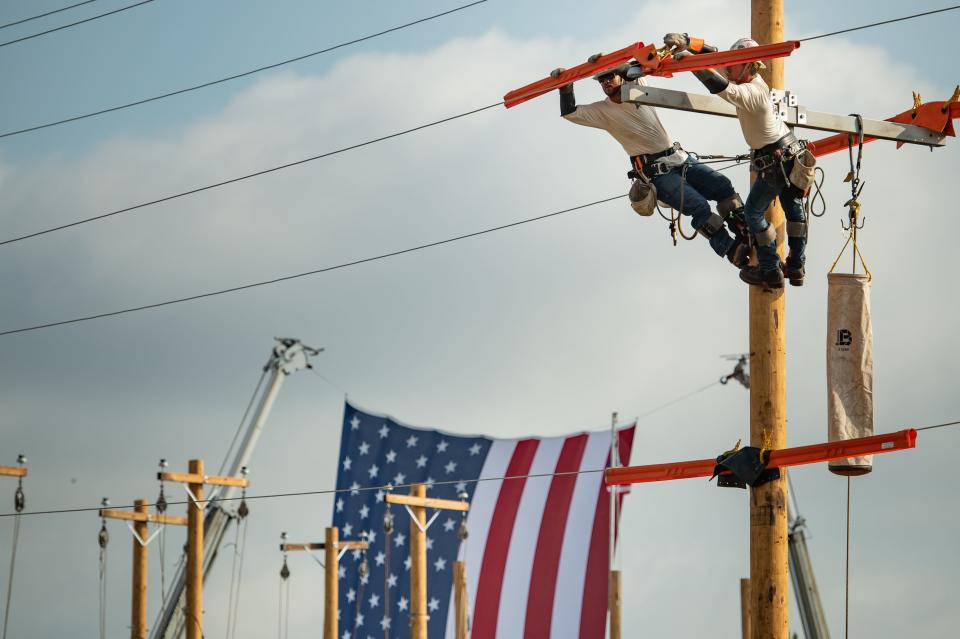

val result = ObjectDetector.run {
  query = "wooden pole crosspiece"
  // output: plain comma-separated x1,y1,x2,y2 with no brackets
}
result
386,485,470,639
159,459,249,639
278,527,370,639
99,501,187,639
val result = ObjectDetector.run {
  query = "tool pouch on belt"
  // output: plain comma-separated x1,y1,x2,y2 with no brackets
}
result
788,147,817,192
629,177,657,216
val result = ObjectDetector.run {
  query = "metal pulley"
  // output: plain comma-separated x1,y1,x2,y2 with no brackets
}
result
156,459,168,513
237,496,249,519
383,508,394,535
98,522,110,549
280,557,290,581
14,483,25,513
457,491,469,541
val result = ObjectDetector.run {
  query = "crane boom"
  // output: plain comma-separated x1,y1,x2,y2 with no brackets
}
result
150,338,321,639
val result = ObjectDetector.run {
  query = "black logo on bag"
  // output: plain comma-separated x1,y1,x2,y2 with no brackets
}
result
835,329,852,349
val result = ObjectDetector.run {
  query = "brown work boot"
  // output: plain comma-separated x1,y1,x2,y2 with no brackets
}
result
726,237,750,268
783,258,805,287
739,265,784,289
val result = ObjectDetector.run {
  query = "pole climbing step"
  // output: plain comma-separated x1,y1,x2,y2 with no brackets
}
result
503,40,800,108
605,429,916,486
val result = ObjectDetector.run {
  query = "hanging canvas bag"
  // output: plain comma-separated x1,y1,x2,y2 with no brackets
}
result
826,272,874,475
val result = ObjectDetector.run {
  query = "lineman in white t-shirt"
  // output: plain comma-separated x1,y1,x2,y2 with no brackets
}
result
554,62,750,267
679,36,814,289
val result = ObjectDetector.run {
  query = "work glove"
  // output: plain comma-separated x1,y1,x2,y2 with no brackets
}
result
663,32,689,50
624,62,645,80
672,49,693,61
587,52,604,63
549,67,566,79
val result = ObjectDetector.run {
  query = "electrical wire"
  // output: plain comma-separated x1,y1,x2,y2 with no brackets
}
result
0,193,624,337
0,0,99,30
635,380,721,422
799,4,960,42
0,0,489,139
0,102,503,248
0,0,155,49
3,415,955,520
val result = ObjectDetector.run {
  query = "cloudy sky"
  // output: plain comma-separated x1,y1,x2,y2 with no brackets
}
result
1,0,958,637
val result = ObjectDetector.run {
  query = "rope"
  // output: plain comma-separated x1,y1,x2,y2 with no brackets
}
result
806,166,827,218
845,477,851,639
225,521,242,639
98,520,109,639
829,115,872,278
226,515,250,639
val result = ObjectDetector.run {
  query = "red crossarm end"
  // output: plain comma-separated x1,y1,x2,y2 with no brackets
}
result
605,429,917,486
808,99,959,157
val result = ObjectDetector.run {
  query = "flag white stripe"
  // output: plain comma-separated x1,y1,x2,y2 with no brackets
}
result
495,437,565,638
444,438,517,639
549,431,611,636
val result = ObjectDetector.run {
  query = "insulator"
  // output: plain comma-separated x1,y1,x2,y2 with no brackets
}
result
383,510,394,534
14,485,25,513
280,558,290,581
237,498,249,519
98,523,109,549
156,487,168,513
457,520,469,542
358,558,369,579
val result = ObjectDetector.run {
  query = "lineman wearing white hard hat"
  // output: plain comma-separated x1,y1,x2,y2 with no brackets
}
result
550,55,750,267
673,35,816,289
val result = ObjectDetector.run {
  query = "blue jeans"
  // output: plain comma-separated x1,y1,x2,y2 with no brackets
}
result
743,166,806,271
653,158,737,257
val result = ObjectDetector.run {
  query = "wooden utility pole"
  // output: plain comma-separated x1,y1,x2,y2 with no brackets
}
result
453,560,469,639
609,570,622,639
750,0,790,637
160,459,249,639
98,500,188,639
386,485,470,639
740,578,752,639
279,527,369,639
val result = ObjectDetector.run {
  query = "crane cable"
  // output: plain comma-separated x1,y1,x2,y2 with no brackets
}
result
225,488,250,639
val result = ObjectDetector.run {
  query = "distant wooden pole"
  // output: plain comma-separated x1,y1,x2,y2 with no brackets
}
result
410,484,428,639
750,1,790,638
186,459,204,639
454,560,469,639
324,527,338,639
609,570,622,639
740,578,751,639
131,499,149,639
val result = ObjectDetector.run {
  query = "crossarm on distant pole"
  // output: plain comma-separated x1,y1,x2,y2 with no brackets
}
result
605,429,917,486
0,466,27,477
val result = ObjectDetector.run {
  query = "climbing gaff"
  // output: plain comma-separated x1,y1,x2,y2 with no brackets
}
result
605,429,916,487
502,40,800,108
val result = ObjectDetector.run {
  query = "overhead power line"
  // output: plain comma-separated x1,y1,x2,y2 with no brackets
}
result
0,0,155,49
798,4,960,42
1,419,956,520
0,0,99,30
0,102,503,248
0,194,624,337
0,0,489,139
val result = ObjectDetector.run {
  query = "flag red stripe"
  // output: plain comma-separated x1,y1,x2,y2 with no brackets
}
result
523,434,589,638
578,427,636,638
472,439,540,638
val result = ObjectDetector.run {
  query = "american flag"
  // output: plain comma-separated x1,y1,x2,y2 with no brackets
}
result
332,401,636,639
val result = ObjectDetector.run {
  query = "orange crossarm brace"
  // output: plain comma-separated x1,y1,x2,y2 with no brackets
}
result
605,429,916,486
503,40,800,109
654,40,800,77
503,43,653,109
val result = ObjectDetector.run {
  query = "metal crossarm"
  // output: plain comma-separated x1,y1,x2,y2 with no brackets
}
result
622,85,948,149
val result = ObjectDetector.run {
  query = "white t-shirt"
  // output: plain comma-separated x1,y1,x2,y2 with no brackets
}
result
563,79,675,157
718,75,790,150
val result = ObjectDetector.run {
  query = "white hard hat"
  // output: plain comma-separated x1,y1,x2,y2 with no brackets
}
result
730,37,759,50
